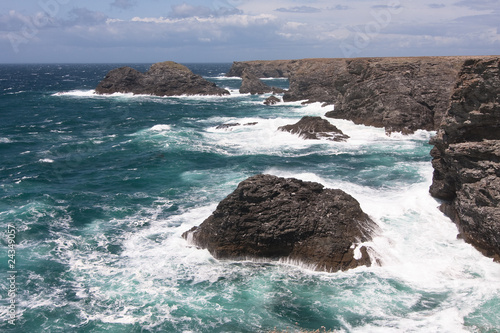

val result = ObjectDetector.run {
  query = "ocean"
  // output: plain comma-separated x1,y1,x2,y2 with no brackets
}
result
0,63,499,333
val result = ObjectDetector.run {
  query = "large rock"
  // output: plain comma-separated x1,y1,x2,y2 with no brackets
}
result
278,116,349,141
228,56,488,133
95,61,229,96
239,69,284,95
264,95,281,105
429,57,500,261
183,174,377,272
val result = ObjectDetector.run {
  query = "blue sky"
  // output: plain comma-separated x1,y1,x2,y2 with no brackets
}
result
1,0,499,63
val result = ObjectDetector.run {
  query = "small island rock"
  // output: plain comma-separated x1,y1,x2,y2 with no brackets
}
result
278,116,350,141
183,174,377,272
264,95,281,105
95,61,229,96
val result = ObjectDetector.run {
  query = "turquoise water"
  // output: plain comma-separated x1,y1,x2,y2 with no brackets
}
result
1,64,499,332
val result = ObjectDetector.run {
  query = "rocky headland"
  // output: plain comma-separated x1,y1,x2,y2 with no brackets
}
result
183,174,377,272
228,57,487,134
95,61,229,96
226,55,500,263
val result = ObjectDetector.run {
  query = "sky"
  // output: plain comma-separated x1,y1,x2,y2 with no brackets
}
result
0,0,499,63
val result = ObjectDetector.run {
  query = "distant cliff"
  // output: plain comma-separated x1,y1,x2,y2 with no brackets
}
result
429,57,500,261
96,61,229,96
226,60,298,78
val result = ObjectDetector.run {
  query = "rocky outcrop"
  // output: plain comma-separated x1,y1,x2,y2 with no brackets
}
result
429,57,500,261
239,70,285,95
228,56,489,134
227,60,299,78
96,61,229,96
264,95,281,105
183,174,377,272
278,116,349,141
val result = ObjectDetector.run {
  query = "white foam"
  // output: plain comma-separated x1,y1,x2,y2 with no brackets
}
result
0,137,12,143
38,158,54,163
149,124,171,132
52,89,97,97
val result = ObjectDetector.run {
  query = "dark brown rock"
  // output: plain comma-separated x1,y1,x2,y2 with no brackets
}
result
278,116,350,141
183,174,377,272
215,122,258,131
227,60,299,78
264,95,281,105
429,57,500,261
239,69,285,95
95,61,229,96
216,123,241,130
229,56,489,134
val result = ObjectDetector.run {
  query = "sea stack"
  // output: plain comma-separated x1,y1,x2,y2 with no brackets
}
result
183,174,378,272
95,61,229,96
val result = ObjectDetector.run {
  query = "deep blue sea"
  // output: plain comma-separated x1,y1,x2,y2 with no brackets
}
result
1,63,499,333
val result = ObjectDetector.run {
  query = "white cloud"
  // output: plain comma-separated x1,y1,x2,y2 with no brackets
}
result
1,0,499,62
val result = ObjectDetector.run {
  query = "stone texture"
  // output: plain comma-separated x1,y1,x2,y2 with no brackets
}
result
228,56,489,134
278,116,350,141
96,61,229,96
183,174,377,272
429,57,500,261
227,60,299,78
264,95,281,105
239,69,285,95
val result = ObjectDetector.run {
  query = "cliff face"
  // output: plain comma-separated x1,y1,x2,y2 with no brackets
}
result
226,60,298,78
429,57,500,261
286,57,469,133
228,56,484,133
96,61,229,96
226,56,500,262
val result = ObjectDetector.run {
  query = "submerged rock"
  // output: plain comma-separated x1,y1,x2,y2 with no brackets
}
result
95,61,229,96
215,122,258,131
429,57,500,261
183,174,377,272
278,116,350,141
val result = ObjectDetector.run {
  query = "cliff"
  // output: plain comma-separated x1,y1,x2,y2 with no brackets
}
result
429,57,500,261
183,174,377,272
96,61,229,96
228,56,486,133
227,60,298,78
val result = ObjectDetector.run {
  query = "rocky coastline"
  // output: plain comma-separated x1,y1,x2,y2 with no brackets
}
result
98,56,500,266
227,55,500,263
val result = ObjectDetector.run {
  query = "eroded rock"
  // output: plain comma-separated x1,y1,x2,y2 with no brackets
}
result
429,57,500,261
278,116,349,141
96,61,229,96
183,174,377,272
